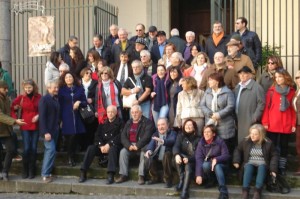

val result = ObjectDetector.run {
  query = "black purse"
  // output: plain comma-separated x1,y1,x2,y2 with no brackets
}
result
266,174,290,194
79,104,95,123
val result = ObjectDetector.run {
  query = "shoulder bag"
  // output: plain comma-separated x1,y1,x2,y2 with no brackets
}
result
122,77,137,108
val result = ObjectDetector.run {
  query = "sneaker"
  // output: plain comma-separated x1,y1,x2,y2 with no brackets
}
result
42,176,52,183
12,154,22,162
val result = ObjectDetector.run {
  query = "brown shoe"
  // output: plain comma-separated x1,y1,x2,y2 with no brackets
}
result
115,175,128,183
138,175,145,185
42,176,52,183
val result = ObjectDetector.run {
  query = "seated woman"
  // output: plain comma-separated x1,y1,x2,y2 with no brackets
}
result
233,124,278,199
173,119,200,199
195,124,230,199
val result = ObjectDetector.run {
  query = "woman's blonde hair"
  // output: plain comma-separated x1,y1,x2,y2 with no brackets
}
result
246,124,266,144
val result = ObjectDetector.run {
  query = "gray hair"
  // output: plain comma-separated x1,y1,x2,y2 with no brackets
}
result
140,50,151,58
107,105,117,113
68,35,78,42
59,63,70,71
157,117,169,124
131,104,142,112
118,28,128,35
131,60,143,68
185,31,195,37
171,52,184,61
170,28,179,36
46,79,58,88
110,24,118,30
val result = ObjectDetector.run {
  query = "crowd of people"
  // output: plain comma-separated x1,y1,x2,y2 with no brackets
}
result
0,16,299,199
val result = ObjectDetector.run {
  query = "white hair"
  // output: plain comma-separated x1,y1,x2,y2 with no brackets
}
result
170,28,179,36
131,105,142,112
185,31,195,37
131,60,143,68
46,79,58,88
59,62,70,71
118,28,128,35
171,52,184,61
140,50,151,58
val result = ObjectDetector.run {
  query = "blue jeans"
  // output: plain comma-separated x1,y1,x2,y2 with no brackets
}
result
152,104,169,126
140,100,151,119
41,131,58,177
21,130,39,158
203,161,227,193
243,163,267,189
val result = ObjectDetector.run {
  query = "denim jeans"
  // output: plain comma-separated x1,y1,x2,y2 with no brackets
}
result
41,131,58,177
21,130,39,159
202,161,227,192
152,104,169,126
140,100,151,119
243,163,267,189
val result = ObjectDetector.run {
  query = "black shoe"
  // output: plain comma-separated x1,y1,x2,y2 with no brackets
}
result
106,173,114,184
28,169,35,179
2,172,8,181
22,172,28,179
78,171,87,183
165,181,172,188
218,192,229,199
68,158,76,167
146,179,158,185
279,168,286,176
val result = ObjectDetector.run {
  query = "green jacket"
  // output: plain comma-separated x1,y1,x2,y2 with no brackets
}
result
0,68,14,97
0,93,15,137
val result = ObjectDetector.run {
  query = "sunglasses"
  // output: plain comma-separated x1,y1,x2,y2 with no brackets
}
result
268,62,275,65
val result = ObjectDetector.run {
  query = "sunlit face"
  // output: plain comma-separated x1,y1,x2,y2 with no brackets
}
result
267,59,277,71
110,26,118,36
157,35,166,45
59,67,68,76
165,46,175,57
250,128,260,142
24,84,34,95
184,121,195,134
149,31,157,38
132,64,143,75
235,19,244,31
170,69,179,80
120,54,129,64
208,78,218,89
157,119,168,134
203,127,215,141
275,73,285,86
83,70,92,81
191,46,199,57
48,83,59,96
213,23,223,35
140,54,150,63
88,54,94,63
107,106,117,121
131,107,142,122
227,45,239,56
214,53,225,65
157,66,166,78
97,61,104,70
65,73,74,86
196,54,206,65
181,81,190,91
118,30,128,42
170,55,180,66
185,34,195,43
135,25,145,37
238,72,252,83
135,43,145,52
93,37,102,48
69,39,78,48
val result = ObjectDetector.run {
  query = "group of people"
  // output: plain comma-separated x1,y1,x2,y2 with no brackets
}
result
0,16,299,199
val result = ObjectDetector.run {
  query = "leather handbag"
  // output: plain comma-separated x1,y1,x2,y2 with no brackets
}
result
79,104,95,123
266,174,290,194
122,77,137,108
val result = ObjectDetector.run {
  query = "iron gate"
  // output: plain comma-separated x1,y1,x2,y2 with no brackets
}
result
11,0,118,94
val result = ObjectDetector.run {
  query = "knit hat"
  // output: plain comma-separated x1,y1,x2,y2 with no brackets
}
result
135,38,146,46
0,80,8,88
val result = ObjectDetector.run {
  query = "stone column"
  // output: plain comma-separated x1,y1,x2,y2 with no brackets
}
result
0,0,11,73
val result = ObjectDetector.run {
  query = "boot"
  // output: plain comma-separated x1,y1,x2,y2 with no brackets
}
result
175,165,184,191
279,157,287,176
78,170,87,183
242,187,249,199
218,186,229,199
252,187,262,199
180,172,191,199
68,156,76,167
22,156,29,179
28,155,36,179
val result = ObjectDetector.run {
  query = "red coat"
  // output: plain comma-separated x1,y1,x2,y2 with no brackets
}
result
11,93,41,131
262,86,296,133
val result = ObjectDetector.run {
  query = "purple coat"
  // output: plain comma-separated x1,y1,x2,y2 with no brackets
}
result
195,136,230,177
58,85,87,135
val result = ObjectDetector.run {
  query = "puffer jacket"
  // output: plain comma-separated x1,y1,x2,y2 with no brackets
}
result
44,61,59,86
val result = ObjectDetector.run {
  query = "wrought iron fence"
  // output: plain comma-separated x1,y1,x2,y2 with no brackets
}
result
11,0,118,94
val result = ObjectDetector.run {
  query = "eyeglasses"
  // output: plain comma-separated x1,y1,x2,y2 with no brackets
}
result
268,62,275,65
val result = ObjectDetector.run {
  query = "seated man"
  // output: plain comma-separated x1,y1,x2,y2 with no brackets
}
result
144,118,177,187
116,105,155,185
79,105,124,184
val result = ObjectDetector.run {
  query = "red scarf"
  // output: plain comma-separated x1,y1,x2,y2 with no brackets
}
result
97,80,117,124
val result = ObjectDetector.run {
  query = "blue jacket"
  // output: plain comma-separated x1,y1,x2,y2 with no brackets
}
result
38,94,60,136
58,44,72,67
58,85,87,135
195,136,230,177
146,130,177,153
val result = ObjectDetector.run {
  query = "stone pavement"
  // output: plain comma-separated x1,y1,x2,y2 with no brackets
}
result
0,176,300,199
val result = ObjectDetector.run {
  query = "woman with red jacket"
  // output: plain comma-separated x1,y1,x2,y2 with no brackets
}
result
11,79,41,179
261,68,296,175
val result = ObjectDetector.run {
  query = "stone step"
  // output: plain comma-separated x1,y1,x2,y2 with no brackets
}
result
0,176,300,199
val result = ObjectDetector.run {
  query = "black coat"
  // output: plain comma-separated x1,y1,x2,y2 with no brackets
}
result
58,44,72,67
146,130,177,153
173,132,200,163
94,117,124,148
205,34,230,64
89,46,111,65
121,116,155,150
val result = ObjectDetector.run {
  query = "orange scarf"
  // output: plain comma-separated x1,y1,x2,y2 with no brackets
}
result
212,31,224,46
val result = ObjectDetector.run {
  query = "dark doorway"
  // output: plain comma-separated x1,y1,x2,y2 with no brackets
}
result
171,0,234,42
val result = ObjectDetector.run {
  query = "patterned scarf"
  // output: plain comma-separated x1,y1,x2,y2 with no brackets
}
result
275,84,290,111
